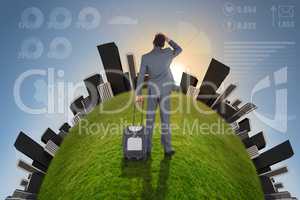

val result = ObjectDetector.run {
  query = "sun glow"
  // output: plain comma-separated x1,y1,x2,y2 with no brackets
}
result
170,62,186,86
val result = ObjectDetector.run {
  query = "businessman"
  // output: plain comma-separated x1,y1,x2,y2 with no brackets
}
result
135,33,182,157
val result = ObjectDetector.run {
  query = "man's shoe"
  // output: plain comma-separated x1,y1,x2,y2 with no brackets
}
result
164,150,175,157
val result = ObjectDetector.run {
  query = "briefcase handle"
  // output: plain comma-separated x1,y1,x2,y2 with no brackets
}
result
132,100,144,126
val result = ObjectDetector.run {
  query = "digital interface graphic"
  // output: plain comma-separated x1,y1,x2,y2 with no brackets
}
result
0,1,299,199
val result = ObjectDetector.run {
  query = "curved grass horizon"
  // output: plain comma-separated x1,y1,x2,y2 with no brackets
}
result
39,91,264,200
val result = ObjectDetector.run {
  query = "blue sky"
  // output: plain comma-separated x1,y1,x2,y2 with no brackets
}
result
0,0,299,198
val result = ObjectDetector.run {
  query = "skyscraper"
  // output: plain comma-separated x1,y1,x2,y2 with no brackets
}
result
70,96,85,116
98,82,114,103
236,118,251,134
27,172,44,194
259,175,276,194
84,73,103,106
127,54,137,89
232,99,242,108
17,159,45,174
41,128,62,146
243,131,266,150
253,140,294,174
123,72,132,91
180,72,198,94
186,85,200,99
97,42,127,95
14,132,52,171
6,189,36,199
211,84,237,109
197,58,230,106
59,122,71,133
227,103,257,123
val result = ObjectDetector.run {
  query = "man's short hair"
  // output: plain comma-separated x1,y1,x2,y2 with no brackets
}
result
153,33,166,48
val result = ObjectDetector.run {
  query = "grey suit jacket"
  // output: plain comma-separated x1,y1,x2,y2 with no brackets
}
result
136,40,182,96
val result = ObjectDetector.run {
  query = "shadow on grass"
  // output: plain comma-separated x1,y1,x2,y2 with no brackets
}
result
120,156,172,200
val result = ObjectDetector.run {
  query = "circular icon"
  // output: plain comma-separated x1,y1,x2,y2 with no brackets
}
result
19,37,44,59
19,7,44,29
223,2,235,17
77,7,101,30
223,20,236,32
48,7,72,29
48,37,72,59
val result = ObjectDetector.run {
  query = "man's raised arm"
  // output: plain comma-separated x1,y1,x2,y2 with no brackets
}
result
166,37,183,57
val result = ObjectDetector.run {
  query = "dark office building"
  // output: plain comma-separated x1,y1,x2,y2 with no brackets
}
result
254,140,294,174
7,189,37,199
224,103,257,124
32,160,47,172
27,172,44,194
70,96,85,115
218,103,237,121
14,132,52,171
97,42,127,95
41,128,62,146
127,54,137,89
84,74,103,106
212,84,237,111
59,123,71,133
232,99,242,108
237,118,251,133
259,175,276,194
81,97,93,114
197,58,230,106
243,131,266,150
17,159,44,174
123,72,132,91
180,72,198,94
58,123,71,138
20,179,28,188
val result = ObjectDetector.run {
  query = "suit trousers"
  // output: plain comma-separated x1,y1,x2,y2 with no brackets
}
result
145,89,172,153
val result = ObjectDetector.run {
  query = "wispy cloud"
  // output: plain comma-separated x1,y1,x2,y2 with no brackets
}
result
108,16,138,25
